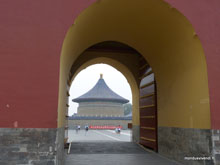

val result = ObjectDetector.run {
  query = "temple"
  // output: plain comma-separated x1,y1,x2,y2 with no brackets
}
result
69,74,132,129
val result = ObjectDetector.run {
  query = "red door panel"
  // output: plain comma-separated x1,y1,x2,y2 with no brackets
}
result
139,58,158,152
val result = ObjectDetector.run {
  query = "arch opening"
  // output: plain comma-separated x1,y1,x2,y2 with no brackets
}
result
67,47,141,142
59,0,211,163
68,63,134,142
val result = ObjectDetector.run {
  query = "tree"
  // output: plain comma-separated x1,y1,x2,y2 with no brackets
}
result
123,103,132,116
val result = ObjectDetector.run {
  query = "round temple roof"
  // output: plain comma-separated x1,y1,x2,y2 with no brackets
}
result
72,74,129,104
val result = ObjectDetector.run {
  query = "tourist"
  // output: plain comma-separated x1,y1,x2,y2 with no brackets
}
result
76,125,79,133
85,125,89,135
115,125,121,134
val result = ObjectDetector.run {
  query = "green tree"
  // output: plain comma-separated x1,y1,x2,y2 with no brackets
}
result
123,103,132,116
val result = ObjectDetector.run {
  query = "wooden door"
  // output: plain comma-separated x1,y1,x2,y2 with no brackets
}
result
139,57,158,152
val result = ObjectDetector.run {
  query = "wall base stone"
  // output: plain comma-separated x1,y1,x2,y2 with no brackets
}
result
158,127,213,165
0,127,65,165
56,127,65,165
212,129,220,165
132,125,140,143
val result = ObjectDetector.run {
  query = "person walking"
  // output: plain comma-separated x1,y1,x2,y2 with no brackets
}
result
85,125,89,135
115,125,121,134
76,125,79,134
78,125,81,132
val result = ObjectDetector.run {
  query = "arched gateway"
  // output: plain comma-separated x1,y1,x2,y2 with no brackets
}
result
0,0,220,165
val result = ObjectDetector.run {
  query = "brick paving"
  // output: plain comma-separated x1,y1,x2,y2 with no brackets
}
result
65,130,182,165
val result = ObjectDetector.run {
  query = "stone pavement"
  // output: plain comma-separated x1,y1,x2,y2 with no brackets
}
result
65,142,182,165
68,129,131,142
70,142,146,154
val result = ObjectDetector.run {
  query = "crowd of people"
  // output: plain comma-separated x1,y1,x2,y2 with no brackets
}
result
75,125,89,135
75,125,122,134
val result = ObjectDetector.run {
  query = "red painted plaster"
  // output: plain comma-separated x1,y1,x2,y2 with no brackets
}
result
0,0,219,129
0,0,95,128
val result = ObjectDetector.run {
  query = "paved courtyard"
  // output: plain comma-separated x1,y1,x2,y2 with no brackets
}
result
65,129,181,165
68,129,132,142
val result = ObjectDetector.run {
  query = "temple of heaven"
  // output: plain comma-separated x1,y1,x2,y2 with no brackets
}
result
69,74,132,129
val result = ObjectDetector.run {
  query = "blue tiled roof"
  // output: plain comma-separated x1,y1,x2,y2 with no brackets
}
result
72,76,129,104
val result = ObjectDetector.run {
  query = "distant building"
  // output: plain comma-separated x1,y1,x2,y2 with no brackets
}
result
69,74,132,129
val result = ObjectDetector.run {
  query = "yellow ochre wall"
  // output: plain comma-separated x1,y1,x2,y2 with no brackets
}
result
59,0,210,129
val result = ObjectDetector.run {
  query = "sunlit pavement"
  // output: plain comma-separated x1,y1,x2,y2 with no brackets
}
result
65,129,181,165
68,129,132,142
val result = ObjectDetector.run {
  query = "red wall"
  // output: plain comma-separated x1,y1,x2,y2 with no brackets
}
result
0,0,219,129
0,0,94,128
